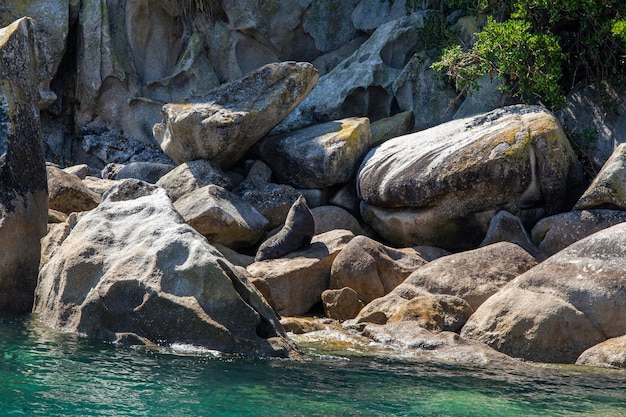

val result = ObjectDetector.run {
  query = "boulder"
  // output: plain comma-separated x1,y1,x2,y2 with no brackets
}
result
358,105,581,249
153,62,319,168
356,242,537,325
330,235,427,304
247,230,354,316
234,160,303,228
462,223,626,363
369,111,415,147
63,164,91,180
576,335,626,369
47,165,101,214
79,130,175,169
82,176,117,197
276,13,427,133
321,287,364,321
574,143,626,210
479,210,539,258
256,117,371,189
156,159,233,202
34,179,297,358
311,205,364,236
255,196,315,261
173,185,269,249
0,18,50,313
115,162,175,184
531,209,626,258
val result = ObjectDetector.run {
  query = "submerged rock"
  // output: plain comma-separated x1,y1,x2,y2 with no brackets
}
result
34,180,297,358
0,18,50,313
153,62,319,168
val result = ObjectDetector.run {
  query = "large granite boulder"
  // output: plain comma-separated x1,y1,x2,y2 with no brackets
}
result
330,235,427,304
34,180,296,358
462,223,626,363
0,18,50,313
355,243,537,326
173,185,269,249
256,117,371,189
153,62,319,168
358,105,581,249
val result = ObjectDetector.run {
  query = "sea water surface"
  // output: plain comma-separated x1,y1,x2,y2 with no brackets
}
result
2,316,626,416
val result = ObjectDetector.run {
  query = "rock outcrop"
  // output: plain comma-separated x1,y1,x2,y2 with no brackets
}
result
153,62,319,168
358,105,581,249
462,223,626,363
34,180,296,358
0,18,50,313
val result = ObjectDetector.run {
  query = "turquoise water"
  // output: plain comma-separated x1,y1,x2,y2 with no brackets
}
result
2,316,626,416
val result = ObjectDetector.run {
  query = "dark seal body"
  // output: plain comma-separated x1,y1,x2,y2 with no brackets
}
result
255,196,315,261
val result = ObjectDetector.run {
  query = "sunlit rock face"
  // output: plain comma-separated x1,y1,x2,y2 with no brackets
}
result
357,105,582,249
34,180,297,358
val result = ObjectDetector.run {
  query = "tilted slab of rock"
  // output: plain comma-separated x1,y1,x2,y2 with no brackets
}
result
247,230,354,316
153,61,319,168
358,105,580,249
355,242,537,328
461,222,626,363
156,159,232,202
256,117,371,189
0,18,49,313
34,180,296,358
47,165,101,214
574,143,626,210
174,184,269,249
531,209,626,258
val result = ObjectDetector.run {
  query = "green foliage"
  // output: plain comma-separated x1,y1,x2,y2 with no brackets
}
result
428,0,626,109
434,18,565,107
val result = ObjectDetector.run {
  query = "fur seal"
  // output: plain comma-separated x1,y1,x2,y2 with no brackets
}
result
255,195,315,261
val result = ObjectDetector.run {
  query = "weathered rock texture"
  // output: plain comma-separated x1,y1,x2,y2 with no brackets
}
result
574,143,626,210
153,62,319,168
0,18,49,313
330,235,427,304
576,335,626,369
358,105,581,249
34,180,296,358
256,117,371,189
47,165,101,214
355,243,537,326
174,184,269,249
247,230,354,316
462,223,626,363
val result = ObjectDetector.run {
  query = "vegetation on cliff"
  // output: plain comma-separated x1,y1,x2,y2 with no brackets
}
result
388,0,626,109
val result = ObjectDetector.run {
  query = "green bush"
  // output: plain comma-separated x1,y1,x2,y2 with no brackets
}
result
382,0,626,109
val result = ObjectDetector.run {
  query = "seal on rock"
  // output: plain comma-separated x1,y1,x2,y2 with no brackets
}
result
255,196,315,261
